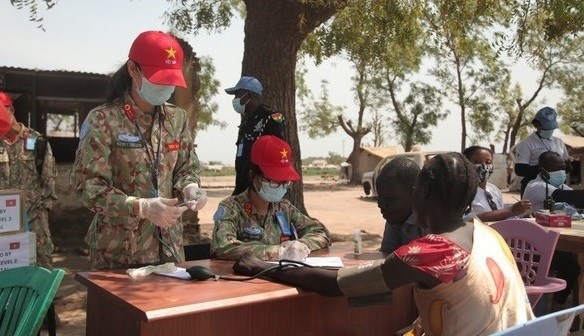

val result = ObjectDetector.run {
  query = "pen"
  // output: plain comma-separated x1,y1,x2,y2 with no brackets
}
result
291,223,299,240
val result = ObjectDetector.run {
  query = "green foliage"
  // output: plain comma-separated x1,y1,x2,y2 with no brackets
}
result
326,152,346,165
163,0,243,35
200,167,236,177
302,167,340,176
296,65,344,138
196,56,226,131
10,0,56,31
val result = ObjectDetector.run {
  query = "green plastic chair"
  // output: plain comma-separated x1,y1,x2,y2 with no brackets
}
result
0,266,65,336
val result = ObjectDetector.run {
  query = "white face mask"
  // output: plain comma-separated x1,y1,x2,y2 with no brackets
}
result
136,73,175,106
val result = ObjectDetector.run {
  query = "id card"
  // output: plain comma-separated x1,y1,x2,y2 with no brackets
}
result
25,136,37,150
275,211,293,237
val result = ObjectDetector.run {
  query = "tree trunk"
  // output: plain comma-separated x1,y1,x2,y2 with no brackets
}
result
348,134,364,184
242,0,345,214
455,57,466,151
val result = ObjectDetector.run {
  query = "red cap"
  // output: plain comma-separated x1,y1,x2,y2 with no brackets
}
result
0,104,11,137
0,91,12,107
128,31,186,88
251,135,300,182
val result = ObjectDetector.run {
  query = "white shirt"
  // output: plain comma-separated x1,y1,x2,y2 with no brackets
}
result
514,132,570,166
522,175,572,212
471,182,505,213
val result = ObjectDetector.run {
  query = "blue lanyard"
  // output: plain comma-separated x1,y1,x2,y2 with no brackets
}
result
133,106,163,197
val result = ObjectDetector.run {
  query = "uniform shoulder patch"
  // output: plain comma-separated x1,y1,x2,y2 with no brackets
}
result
213,206,227,222
270,112,284,123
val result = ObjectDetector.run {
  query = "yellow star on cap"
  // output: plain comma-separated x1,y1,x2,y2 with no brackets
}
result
280,148,288,160
165,46,177,60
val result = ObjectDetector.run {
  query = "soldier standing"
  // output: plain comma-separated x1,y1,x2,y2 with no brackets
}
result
225,76,285,195
0,91,57,268
70,31,207,269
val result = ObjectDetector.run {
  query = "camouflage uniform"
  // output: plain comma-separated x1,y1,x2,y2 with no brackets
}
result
211,190,331,260
70,95,201,269
0,124,57,268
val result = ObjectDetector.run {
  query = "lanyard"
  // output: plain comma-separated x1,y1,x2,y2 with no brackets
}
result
126,104,163,197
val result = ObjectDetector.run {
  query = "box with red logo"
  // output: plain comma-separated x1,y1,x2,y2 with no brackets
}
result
534,210,572,228
0,232,36,271
0,189,24,235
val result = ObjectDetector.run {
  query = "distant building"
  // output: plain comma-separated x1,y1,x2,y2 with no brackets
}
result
0,66,109,162
310,159,328,168
350,146,404,181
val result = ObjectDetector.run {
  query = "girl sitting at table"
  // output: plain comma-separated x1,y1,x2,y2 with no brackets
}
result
462,146,532,222
233,152,534,335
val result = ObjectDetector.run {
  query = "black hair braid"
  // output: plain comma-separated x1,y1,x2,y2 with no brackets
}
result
376,157,420,191
420,153,477,215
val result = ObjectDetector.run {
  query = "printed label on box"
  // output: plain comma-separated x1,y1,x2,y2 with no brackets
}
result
0,232,36,271
0,194,21,234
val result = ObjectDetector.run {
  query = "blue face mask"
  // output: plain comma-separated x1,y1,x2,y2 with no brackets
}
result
257,181,288,203
137,74,175,106
546,170,566,187
538,129,554,139
232,92,249,114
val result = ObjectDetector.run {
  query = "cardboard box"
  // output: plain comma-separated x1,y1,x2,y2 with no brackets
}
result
0,232,36,271
0,190,25,235
534,210,572,228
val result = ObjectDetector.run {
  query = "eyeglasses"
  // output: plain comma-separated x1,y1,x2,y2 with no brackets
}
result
261,177,292,189
485,191,498,211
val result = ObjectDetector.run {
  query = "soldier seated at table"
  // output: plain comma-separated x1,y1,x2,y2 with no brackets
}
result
210,135,331,261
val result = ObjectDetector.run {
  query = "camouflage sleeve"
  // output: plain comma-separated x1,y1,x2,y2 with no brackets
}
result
172,108,201,193
69,110,135,216
40,142,57,210
211,202,280,261
289,205,332,251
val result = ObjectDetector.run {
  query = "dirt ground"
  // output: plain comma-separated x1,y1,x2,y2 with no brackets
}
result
42,166,387,336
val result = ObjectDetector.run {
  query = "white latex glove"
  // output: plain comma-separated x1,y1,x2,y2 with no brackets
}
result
126,262,177,278
183,183,208,211
138,197,187,228
278,240,310,261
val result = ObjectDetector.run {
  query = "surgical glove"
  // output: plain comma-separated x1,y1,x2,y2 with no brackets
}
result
127,262,177,278
183,183,208,212
138,197,187,228
278,240,310,261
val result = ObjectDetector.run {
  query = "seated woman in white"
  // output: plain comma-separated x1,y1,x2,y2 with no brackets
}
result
463,146,531,222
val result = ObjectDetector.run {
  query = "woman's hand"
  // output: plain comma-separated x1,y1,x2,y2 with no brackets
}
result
511,200,532,216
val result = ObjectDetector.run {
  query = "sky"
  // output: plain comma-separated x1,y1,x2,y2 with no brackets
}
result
0,1,564,164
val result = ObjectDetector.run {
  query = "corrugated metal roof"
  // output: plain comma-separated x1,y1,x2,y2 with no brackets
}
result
359,146,404,159
0,66,109,78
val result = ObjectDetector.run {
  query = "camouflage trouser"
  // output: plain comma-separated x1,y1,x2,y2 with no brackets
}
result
28,208,54,268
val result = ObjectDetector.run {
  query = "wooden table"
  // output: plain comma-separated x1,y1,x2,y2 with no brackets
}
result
76,245,416,336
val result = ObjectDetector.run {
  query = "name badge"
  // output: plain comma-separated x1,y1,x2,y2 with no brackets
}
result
25,136,37,150
115,133,142,148
241,226,263,240
166,140,180,151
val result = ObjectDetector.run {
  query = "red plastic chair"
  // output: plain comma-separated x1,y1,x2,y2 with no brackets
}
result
490,219,567,308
